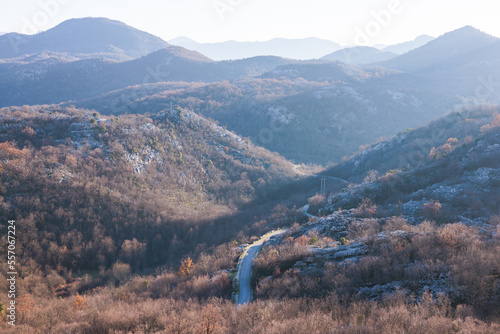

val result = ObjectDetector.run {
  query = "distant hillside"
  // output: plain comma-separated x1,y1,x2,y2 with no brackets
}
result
261,61,371,81
0,49,293,106
72,70,452,164
381,35,434,54
2,24,500,166
321,46,397,64
381,26,498,72
0,17,170,61
317,105,500,227
169,37,342,60
248,106,500,328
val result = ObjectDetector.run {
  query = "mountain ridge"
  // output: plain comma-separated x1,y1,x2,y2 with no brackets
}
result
321,46,397,64
169,36,342,60
381,35,435,54
380,26,498,71
0,17,170,61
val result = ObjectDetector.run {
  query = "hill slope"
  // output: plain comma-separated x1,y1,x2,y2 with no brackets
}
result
0,49,294,106
324,106,500,219
321,46,397,64
0,17,170,61
381,35,435,54
247,106,500,326
0,104,298,274
72,64,452,164
381,26,498,72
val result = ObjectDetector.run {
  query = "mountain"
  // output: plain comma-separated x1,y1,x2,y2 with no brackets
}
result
5,103,500,332
321,46,397,64
2,23,500,166
0,46,211,106
168,36,201,51
381,26,498,72
382,35,435,54
326,106,500,188
0,104,300,273
375,27,500,103
169,37,342,60
261,61,370,81
248,106,500,327
72,66,452,165
0,48,294,106
0,17,170,60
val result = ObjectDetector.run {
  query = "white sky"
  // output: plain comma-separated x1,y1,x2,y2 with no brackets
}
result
1,0,499,45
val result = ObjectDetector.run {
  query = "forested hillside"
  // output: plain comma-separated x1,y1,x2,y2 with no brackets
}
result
1,12,500,333
0,104,303,278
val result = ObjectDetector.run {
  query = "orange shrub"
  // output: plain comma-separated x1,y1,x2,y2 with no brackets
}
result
73,293,87,310
178,257,194,277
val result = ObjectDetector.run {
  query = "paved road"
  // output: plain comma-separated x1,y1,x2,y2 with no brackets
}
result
234,170,346,305
236,230,286,305
293,165,349,184
300,204,319,219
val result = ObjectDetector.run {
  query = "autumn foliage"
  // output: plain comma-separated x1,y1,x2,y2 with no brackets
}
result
73,293,88,310
17,294,35,318
196,304,223,334
178,257,194,277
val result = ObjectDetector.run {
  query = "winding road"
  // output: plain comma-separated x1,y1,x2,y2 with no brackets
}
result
300,204,319,219
235,230,286,305
293,164,349,184
233,168,347,305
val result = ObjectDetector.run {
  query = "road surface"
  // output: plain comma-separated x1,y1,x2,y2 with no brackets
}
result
293,164,349,184
233,170,346,305
235,230,286,305
300,204,319,219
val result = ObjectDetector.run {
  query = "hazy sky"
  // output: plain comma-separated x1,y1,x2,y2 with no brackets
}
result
1,0,499,45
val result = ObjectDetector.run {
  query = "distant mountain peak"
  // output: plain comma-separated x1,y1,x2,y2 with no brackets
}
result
169,36,199,45
440,25,492,39
380,26,498,71
54,17,126,26
456,25,482,32
0,17,170,61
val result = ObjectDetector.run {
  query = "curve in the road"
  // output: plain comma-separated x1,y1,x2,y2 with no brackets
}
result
234,230,286,305
293,165,349,184
233,169,345,305
300,204,319,219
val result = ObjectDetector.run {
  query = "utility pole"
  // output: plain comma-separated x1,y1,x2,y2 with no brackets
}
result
320,177,327,196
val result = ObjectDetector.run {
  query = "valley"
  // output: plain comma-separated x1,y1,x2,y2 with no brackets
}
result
0,13,499,333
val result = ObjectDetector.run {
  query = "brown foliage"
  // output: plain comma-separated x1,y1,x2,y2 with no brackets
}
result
348,218,381,239
295,235,309,246
178,257,195,278
73,293,88,310
354,198,377,218
196,303,223,334
422,200,442,219
17,294,35,320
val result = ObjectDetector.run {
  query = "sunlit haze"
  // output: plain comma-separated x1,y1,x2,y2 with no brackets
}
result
1,0,500,45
